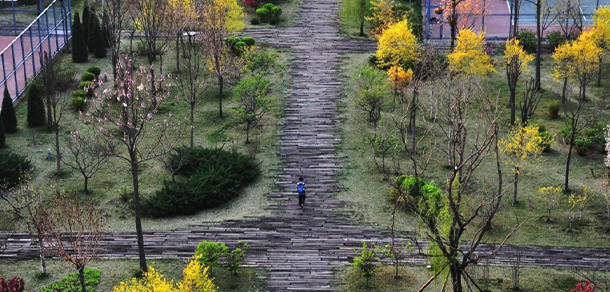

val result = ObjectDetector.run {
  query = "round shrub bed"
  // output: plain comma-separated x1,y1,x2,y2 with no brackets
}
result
143,147,260,217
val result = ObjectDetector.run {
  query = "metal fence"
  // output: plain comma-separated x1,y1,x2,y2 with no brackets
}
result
0,0,71,104
424,0,608,39
0,0,46,35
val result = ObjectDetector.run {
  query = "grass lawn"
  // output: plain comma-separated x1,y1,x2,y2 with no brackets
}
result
0,259,267,291
243,0,303,29
338,52,610,248
0,41,292,232
338,264,608,291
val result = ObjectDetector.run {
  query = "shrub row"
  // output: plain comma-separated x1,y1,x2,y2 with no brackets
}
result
71,66,101,111
142,147,260,217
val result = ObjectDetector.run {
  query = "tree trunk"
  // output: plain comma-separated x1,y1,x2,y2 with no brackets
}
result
598,56,602,86
131,161,148,272
450,11,457,50
565,133,575,191
176,34,180,73
535,0,542,91
218,75,224,118
410,89,418,154
450,264,464,292
509,87,516,125
246,122,251,144
513,169,519,204
78,266,87,292
37,230,47,275
55,124,61,175
83,176,89,194
359,19,365,36
561,77,568,105
190,101,195,149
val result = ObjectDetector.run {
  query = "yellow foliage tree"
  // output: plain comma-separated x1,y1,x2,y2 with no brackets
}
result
387,65,413,93
375,19,419,69
504,38,534,125
567,192,587,231
552,30,602,103
499,125,550,204
593,7,610,85
447,29,495,76
538,186,562,220
113,256,216,292
367,0,403,37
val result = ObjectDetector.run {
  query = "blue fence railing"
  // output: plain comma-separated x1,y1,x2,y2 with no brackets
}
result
0,0,72,104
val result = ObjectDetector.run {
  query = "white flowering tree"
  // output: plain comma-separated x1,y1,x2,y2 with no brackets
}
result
81,56,178,273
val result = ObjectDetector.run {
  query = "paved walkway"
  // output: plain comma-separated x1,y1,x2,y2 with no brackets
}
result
2,0,610,291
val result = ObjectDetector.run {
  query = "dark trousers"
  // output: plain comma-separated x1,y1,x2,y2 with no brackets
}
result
298,194,306,206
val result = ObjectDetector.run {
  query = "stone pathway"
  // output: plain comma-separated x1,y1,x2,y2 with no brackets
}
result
3,0,610,291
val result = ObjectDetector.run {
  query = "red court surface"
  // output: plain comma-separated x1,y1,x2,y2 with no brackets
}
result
0,33,63,108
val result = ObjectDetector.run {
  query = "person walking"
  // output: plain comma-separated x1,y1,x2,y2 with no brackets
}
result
297,177,306,207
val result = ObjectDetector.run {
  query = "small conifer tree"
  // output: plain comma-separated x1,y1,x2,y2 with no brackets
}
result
91,17,106,58
1,87,17,133
26,83,46,128
0,118,5,148
72,12,88,63
82,1,91,47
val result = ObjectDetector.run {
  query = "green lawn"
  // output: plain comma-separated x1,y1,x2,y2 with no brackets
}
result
0,259,267,291
338,264,608,291
0,41,291,232
338,52,610,248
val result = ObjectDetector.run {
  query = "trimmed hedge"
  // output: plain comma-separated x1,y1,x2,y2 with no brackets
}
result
143,147,260,217
81,72,96,82
0,151,32,191
86,66,101,78
39,269,100,292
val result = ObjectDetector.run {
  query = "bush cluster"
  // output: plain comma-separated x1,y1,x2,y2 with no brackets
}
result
86,66,101,78
561,122,605,155
516,29,537,53
256,3,282,24
547,100,561,119
39,269,100,292
142,147,260,217
226,36,256,56
0,277,26,292
0,151,32,191
71,90,87,111
546,31,566,50
195,241,249,275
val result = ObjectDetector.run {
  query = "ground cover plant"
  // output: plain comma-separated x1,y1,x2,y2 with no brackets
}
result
143,147,261,217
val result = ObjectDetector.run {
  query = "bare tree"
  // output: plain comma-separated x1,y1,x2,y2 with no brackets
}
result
563,87,599,191
414,76,519,292
33,193,106,292
62,131,108,194
0,178,47,275
101,0,130,82
524,0,558,90
555,0,583,40
40,52,69,175
199,0,244,118
131,0,176,84
176,31,209,149
519,77,542,126
82,56,179,272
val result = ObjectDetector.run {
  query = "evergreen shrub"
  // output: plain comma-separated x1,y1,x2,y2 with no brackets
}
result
142,147,260,217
